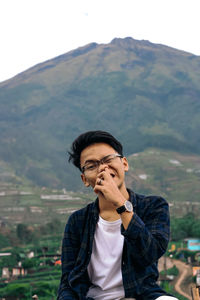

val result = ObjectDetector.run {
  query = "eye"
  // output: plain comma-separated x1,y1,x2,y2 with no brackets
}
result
103,157,113,164
86,164,96,170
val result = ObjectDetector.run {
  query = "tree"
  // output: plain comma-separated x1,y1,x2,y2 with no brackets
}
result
16,223,35,243
171,213,200,240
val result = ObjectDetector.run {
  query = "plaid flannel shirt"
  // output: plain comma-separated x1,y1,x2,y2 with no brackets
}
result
57,189,171,300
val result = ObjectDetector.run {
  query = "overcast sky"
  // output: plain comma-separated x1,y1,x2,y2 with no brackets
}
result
0,0,200,82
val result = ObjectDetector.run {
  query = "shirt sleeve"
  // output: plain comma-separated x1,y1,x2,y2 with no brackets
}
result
121,196,170,267
57,213,90,300
57,215,79,299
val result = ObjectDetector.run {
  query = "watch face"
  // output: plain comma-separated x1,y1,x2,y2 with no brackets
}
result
116,200,133,214
124,200,133,212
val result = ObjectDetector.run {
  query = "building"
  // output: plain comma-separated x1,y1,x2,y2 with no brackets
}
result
186,239,200,251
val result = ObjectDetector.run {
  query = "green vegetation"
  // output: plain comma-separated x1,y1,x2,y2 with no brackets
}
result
0,37,200,190
171,213,200,241
0,37,200,297
0,219,63,251
0,185,93,225
127,148,200,206
0,207,199,298
160,281,188,300
0,234,10,249
1,148,200,229
0,235,62,299
160,265,190,300
0,266,60,299
160,265,179,277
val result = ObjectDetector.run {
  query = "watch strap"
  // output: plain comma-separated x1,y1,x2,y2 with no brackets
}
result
116,205,126,214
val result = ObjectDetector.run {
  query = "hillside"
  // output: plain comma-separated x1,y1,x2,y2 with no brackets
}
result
0,37,200,189
0,149,200,226
126,149,200,214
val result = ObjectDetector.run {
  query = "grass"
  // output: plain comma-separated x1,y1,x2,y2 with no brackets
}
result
127,148,200,205
0,186,93,225
160,281,189,300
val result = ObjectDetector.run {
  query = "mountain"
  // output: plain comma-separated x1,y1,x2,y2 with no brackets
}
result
0,37,200,190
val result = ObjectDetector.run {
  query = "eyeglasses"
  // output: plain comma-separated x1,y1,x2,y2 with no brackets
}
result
81,153,123,173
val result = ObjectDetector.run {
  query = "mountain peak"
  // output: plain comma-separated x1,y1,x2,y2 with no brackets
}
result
111,36,155,47
111,36,134,43
110,36,142,48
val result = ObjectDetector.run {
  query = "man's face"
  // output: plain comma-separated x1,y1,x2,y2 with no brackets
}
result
80,143,129,190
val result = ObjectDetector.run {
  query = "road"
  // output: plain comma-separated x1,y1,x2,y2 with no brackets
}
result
173,259,192,300
158,257,192,300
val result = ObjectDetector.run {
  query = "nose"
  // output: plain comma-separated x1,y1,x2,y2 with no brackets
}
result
98,162,109,172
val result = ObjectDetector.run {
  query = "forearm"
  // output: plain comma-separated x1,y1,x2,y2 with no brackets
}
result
57,284,77,300
121,201,170,266
120,211,134,230
57,217,80,300
57,275,91,300
58,221,91,300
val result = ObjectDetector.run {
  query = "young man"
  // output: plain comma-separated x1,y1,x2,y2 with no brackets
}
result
57,131,178,300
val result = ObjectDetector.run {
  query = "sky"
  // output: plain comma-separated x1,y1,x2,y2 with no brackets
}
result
0,0,200,83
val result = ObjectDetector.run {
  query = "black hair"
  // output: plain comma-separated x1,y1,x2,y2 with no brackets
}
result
68,130,123,171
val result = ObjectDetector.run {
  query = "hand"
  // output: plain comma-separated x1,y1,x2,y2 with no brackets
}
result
93,167,125,207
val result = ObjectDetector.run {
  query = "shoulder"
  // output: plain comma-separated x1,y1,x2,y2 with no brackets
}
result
135,192,168,206
65,201,96,230
133,191,169,218
129,188,168,207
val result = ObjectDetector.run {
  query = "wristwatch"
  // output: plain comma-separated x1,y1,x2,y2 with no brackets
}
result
116,200,133,214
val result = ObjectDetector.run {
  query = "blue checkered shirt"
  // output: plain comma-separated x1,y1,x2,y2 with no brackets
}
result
57,189,171,300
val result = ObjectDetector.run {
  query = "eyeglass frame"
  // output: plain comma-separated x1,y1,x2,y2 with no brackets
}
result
81,153,123,173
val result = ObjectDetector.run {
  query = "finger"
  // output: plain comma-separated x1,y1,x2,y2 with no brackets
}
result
94,182,104,194
97,167,110,178
97,170,111,181
97,178,103,185
95,175,103,184
96,170,105,177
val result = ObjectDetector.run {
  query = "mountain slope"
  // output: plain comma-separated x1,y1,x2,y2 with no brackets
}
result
0,149,200,227
127,148,200,204
0,37,200,189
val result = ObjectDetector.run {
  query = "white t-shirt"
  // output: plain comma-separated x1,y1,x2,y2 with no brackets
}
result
87,216,125,300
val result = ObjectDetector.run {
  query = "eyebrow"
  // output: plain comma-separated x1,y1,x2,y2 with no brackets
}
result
84,159,98,164
84,154,115,165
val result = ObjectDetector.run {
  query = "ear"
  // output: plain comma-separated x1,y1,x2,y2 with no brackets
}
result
122,157,129,172
81,173,90,187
